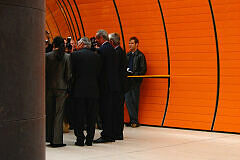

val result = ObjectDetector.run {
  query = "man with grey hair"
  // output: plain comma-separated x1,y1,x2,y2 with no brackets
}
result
78,37,91,49
94,29,120,143
109,33,128,140
71,37,101,146
95,29,109,45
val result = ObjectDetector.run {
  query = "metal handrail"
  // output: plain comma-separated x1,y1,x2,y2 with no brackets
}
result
128,75,170,78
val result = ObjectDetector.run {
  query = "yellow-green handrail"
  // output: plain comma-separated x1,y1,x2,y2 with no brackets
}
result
128,75,170,78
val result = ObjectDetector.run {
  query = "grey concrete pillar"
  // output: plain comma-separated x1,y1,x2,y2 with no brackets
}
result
0,1,45,160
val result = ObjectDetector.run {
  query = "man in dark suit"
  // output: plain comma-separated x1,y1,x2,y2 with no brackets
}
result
46,36,71,147
109,33,128,140
93,30,120,143
71,37,101,146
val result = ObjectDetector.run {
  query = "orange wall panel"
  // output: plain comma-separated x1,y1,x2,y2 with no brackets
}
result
211,0,240,133
161,0,217,130
115,0,168,125
46,0,71,39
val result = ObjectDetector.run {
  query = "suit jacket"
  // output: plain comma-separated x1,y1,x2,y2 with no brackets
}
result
115,46,129,94
71,48,101,98
97,42,120,93
46,50,71,90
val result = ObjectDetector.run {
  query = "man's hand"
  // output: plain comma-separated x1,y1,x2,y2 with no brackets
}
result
127,68,133,73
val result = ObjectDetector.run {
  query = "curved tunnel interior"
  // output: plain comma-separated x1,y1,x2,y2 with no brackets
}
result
46,0,240,133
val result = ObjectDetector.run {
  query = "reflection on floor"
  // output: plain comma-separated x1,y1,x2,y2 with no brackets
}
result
46,126,240,160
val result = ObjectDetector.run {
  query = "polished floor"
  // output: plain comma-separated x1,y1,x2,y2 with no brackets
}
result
46,126,240,160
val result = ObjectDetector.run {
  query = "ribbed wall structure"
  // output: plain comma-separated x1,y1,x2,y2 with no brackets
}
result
46,0,240,133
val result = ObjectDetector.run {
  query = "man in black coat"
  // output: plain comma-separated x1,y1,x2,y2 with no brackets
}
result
125,37,147,128
71,37,101,146
93,30,120,143
109,33,128,140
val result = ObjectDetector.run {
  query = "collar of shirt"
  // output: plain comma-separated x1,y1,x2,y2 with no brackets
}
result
102,41,108,46
131,49,138,55
115,45,120,49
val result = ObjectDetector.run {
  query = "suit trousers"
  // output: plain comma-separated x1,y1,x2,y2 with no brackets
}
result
100,92,120,140
46,89,67,144
125,84,140,124
72,98,98,142
113,93,124,139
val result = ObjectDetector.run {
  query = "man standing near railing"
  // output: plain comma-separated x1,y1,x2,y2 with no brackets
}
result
125,37,147,128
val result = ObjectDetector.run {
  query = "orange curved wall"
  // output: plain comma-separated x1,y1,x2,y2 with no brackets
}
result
46,0,240,133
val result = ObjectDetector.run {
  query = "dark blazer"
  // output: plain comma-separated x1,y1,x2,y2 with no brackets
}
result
98,42,120,93
46,50,71,90
115,46,128,94
126,49,147,84
71,48,101,98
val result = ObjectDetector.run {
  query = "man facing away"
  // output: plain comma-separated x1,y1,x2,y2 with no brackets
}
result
94,29,120,143
70,37,101,146
125,37,147,128
108,33,128,140
45,36,71,147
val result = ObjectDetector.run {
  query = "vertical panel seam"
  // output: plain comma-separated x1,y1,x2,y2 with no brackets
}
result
157,0,171,126
47,5,61,36
56,0,74,39
61,0,77,40
112,0,126,52
73,0,85,37
66,0,81,38
209,0,220,131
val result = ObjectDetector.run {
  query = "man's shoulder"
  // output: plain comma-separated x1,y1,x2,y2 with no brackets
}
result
116,46,123,51
101,42,114,49
46,51,56,60
116,46,125,55
65,52,70,56
136,49,144,55
72,48,90,54
126,51,132,56
63,53,70,59
81,48,96,55
73,48,97,56
99,42,115,55
46,51,54,56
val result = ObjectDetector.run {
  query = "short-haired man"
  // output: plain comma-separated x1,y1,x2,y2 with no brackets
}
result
45,36,71,147
109,33,128,140
125,37,147,128
71,37,101,146
93,30,120,143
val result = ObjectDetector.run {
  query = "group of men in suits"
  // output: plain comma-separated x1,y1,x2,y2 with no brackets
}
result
45,29,147,147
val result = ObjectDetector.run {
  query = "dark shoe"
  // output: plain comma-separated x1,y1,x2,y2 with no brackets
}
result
85,141,92,146
114,134,123,140
75,141,84,146
93,137,115,143
50,143,66,148
131,123,140,128
69,126,74,130
125,122,131,127
114,135,123,140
